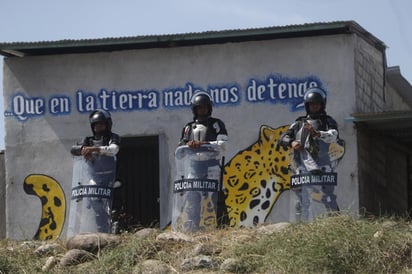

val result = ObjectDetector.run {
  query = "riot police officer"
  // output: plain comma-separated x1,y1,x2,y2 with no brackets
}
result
279,87,340,221
81,109,121,159
175,91,228,231
70,109,123,234
279,87,338,173
178,91,228,150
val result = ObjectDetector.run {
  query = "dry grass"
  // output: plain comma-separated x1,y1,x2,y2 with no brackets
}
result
1,214,412,273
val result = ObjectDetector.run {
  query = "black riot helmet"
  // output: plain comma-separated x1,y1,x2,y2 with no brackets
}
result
89,109,112,134
190,91,213,118
303,87,327,114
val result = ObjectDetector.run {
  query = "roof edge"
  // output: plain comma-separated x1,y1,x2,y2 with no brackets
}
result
345,110,412,122
0,21,386,57
386,66,412,107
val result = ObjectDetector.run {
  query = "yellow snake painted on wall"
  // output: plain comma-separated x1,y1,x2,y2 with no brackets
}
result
23,174,66,240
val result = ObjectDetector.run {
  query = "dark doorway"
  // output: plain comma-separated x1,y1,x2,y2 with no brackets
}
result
115,136,160,229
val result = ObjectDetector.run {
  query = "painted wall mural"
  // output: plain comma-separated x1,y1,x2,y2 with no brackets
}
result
22,124,344,239
23,174,66,240
223,125,291,227
5,74,322,121
14,73,345,238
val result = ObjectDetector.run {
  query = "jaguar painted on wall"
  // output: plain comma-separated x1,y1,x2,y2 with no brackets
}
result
222,124,345,227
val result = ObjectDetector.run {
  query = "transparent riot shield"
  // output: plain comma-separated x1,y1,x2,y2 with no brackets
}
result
289,171,338,222
67,154,116,237
288,121,343,222
172,145,221,232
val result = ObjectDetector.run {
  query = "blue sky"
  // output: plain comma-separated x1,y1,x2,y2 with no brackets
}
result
1,0,411,150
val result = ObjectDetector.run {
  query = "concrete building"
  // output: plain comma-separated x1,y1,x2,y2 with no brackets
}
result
1,21,412,240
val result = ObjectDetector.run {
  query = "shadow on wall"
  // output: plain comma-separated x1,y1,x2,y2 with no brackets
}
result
0,150,5,238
